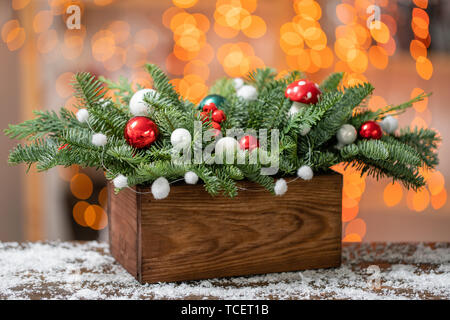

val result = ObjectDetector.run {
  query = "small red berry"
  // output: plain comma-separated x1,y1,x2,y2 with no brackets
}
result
211,121,221,136
211,121,221,131
239,135,259,151
211,109,226,123
203,102,218,113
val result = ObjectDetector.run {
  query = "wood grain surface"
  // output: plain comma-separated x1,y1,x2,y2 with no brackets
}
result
108,173,343,284
108,186,139,278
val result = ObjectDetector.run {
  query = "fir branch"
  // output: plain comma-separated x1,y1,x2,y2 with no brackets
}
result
351,92,430,128
348,158,425,190
4,108,79,141
145,63,183,110
237,164,275,193
285,90,343,137
307,82,374,148
209,78,236,99
245,67,277,92
395,127,440,168
357,140,389,161
100,75,134,105
320,72,344,92
72,72,105,109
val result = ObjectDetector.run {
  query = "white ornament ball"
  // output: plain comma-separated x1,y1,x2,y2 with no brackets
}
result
215,137,238,159
297,165,314,180
113,174,128,189
129,89,157,116
237,85,258,101
151,177,170,200
76,109,89,123
380,116,398,134
233,78,244,90
336,124,357,145
300,125,311,136
184,171,199,185
274,178,288,196
170,128,192,148
92,133,107,147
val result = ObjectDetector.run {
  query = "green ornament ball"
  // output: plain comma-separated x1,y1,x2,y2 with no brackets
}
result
198,94,226,110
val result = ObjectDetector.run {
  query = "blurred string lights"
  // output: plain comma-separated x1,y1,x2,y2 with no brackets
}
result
0,0,446,238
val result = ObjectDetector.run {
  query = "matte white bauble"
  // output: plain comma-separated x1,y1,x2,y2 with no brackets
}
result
129,89,157,116
170,128,192,148
336,124,357,145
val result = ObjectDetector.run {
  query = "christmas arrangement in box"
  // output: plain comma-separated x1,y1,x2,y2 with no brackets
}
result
5,64,440,283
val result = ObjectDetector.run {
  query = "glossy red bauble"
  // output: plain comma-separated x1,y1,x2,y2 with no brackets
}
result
124,116,159,149
239,135,259,151
359,120,382,140
285,79,321,104
212,109,226,123
202,102,218,113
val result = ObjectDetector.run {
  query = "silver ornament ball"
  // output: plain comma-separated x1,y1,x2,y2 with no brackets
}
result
380,116,398,134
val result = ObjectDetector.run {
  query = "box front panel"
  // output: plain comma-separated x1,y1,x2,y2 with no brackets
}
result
138,174,342,283
108,185,139,279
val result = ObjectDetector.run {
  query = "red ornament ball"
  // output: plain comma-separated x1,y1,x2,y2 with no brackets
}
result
212,109,226,123
359,120,382,140
239,135,259,151
285,79,321,104
124,116,159,149
202,102,218,113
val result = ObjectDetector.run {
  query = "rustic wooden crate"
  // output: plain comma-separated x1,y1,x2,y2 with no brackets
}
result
107,173,342,284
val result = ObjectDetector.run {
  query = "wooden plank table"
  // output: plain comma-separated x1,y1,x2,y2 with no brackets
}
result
0,242,448,299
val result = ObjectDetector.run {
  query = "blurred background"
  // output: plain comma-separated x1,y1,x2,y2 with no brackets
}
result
0,0,448,243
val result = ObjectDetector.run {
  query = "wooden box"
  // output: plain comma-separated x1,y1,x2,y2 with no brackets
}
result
107,173,342,284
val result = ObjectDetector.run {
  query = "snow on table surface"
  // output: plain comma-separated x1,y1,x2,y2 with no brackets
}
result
0,242,449,300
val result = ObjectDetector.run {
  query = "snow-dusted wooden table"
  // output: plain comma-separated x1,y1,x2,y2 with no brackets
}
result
0,242,449,300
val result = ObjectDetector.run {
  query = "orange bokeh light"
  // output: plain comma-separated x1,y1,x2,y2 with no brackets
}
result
241,15,266,38
416,56,433,80
411,88,428,112
98,187,108,208
345,218,367,238
342,205,359,222
70,173,93,200
33,10,53,33
431,189,447,210
383,182,403,207
410,39,427,60
342,233,362,242
336,4,356,25
172,0,198,9
73,201,90,227
428,171,445,196
369,45,388,70
84,205,108,230
413,0,428,9
369,21,390,44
